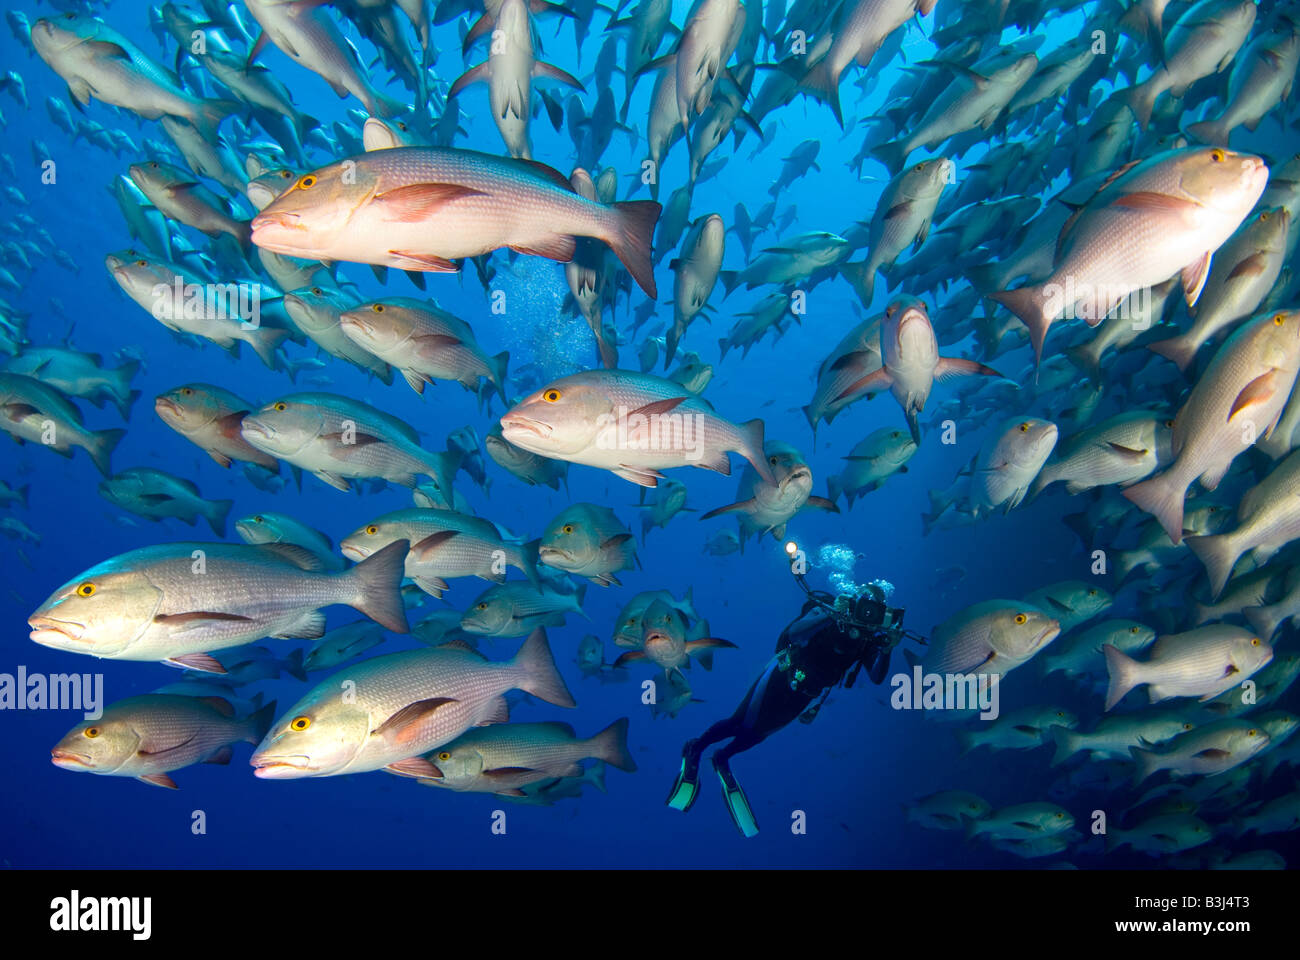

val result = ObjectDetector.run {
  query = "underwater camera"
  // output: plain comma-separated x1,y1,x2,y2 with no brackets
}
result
783,540,907,644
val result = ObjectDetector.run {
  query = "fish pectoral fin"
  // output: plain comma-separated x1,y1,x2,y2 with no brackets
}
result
833,367,891,402
1104,441,1149,461
373,697,459,744
700,498,755,520
410,333,464,357
612,465,664,486
163,652,228,674
322,430,383,447
1110,191,1201,215
804,495,840,513
269,608,327,640
137,773,178,789
1192,748,1231,759
85,40,132,61
484,766,537,778
612,650,648,667
203,745,234,765
312,470,352,491
376,183,485,223
136,733,197,759
154,611,253,625
1225,252,1268,281
384,756,442,778
1181,251,1213,306
1227,370,1279,422
629,396,688,418
388,251,460,272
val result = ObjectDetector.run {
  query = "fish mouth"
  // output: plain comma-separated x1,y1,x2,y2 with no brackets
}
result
250,755,313,778
153,395,180,417
337,314,373,337
537,547,572,564
239,416,273,442
340,543,368,562
251,211,304,233
500,414,552,440
779,466,812,491
29,616,88,646
50,748,93,769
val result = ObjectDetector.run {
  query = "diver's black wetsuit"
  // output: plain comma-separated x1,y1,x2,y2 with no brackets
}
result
667,602,900,836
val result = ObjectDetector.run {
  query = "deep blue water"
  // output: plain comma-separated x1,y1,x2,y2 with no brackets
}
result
1,0,1298,869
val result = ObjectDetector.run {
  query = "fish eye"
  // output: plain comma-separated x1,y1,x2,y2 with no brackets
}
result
397,121,408,131
768,455,778,464
64,12,76,19
1130,626,1139,633
914,162,926,171
1056,711,1064,718
278,170,292,179
1164,419,1174,428
561,523,574,534
371,303,385,313
83,726,100,738
297,174,316,189
1014,613,1027,624
1273,313,1285,326
1088,589,1097,596
253,515,264,523
1055,812,1064,819
290,716,311,731
135,259,147,267
1184,723,1194,730
1260,211,1269,221
1210,149,1225,163
365,525,379,535
1018,422,1030,432
476,602,488,610
1251,637,1261,646
311,287,322,295
273,402,287,412
1248,728,1257,736
891,431,900,438
181,387,194,396
543,389,562,403
76,582,96,598
437,751,451,761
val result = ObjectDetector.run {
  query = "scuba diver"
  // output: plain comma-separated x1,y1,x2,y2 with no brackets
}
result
666,541,924,837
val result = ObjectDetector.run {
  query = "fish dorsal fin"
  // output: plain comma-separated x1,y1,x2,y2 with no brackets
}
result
516,158,579,193
194,696,235,717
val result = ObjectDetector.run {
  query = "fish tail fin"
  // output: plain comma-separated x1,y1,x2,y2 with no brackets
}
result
1243,603,1284,642
245,326,289,370
206,498,234,537
1062,342,1099,379
87,427,126,477
244,698,278,744
608,199,662,298
1049,725,1079,767
371,89,408,119
987,284,1050,370
1122,471,1187,544
281,648,307,682
1185,119,1227,146
735,418,774,484
1129,744,1160,786
193,98,240,141
840,259,875,307
1121,77,1159,131
799,60,844,127
1145,333,1197,373
490,351,510,402
519,538,543,589
346,539,410,633
1103,643,1141,712
110,359,141,403
1184,532,1239,601
585,759,608,793
869,139,907,175
826,474,843,507
512,627,577,707
588,716,636,771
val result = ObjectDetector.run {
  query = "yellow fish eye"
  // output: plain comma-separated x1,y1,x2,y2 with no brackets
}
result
561,523,574,534
273,402,287,412
543,389,562,403
1248,728,1257,736
1210,149,1225,163
365,525,379,535
290,716,311,731
297,174,316,189
437,751,451,761
253,515,264,523
1260,211,1270,221
180,387,194,397
1130,626,1139,633
476,602,488,610
278,170,292,179
1184,723,1194,730
1018,422,1030,432
1273,313,1285,326
76,582,96,598
135,259,147,267
1014,613,1027,624
311,287,322,295
1088,589,1097,596
1251,637,1261,646
372,303,385,313
84,726,101,738
1055,812,1064,819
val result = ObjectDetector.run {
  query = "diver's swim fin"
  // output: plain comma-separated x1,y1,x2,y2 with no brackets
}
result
716,761,759,838
666,741,701,812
